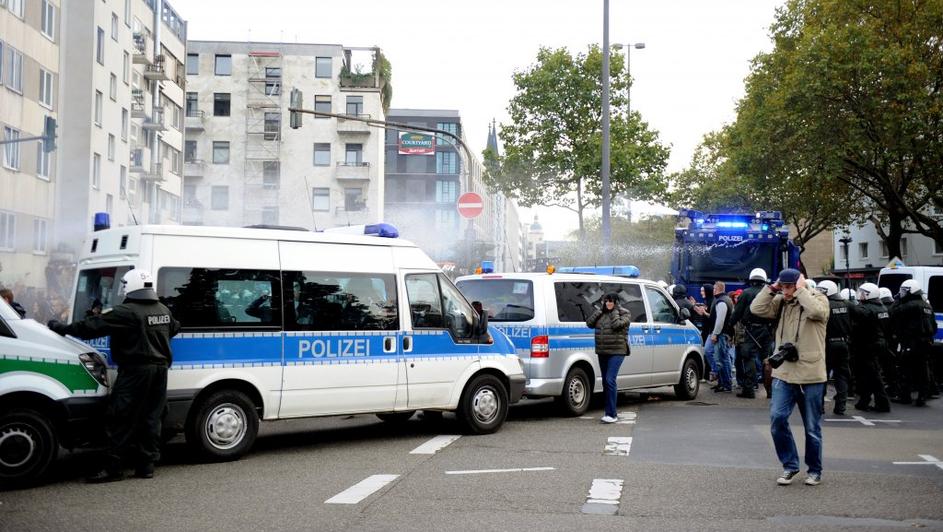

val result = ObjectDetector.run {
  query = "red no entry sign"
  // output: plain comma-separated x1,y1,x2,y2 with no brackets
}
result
457,192,484,219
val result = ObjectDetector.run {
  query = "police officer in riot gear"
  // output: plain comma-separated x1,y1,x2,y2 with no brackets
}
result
816,281,852,415
879,287,901,397
49,269,179,482
730,268,774,399
849,283,891,412
890,280,937,407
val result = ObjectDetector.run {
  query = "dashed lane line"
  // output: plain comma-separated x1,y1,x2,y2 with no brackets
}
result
892,455,943,471
604,437,632,456
581,478,624,515
409,435,462,455
325,474,399,504
445,467,556,475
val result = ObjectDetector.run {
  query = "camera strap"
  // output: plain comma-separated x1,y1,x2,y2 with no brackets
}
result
775,301,803,347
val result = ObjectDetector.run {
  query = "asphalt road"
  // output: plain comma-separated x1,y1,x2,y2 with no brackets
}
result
3,384,943,531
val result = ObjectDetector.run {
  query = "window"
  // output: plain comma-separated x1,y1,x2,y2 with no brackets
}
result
41,1,56,39
183,184,196,206
901,237,908,257
880,240,889,258
120,166,127,198
121,108,129,140
214,54,231,76
858,242,869,260
345,143,363,165
314,95,331,117
109,73,117,101
213,93,230,116
186,53,199,75
312,188,330,211
36,140,50,178
315,56,332,78
73,267,133,316
434,209,457,232
265,66,280,95
838,244,848,262
344,187,365,211
3,127,20,169
455,279,535,322
313,143,331,166
171,102,182,130
157,268,282,329
406,273,475,339
39,69,54,108
210,186,229,210
436,121,458,147
6,46,23,92
123,52,130,84
32,219,48,254
96,27,105,64
646,287,678,324
184,140,197,162
346,95,363,116
92,153,101,189
282,272,399,331
436,180,457,203
111,13,119,40
212,141,230,164
929,276,943,313
108,134,115,161
0,212,16,251
0,41,3,86
261,206,278,226
170,146,182,175
8,0,24,18
264,111,281,140
94,91,103,126
124,0,131,25
935,239,943,256
263,161,280,189
106,194,113,214
554,281,646,323
186,92,198,116
436,151,457,174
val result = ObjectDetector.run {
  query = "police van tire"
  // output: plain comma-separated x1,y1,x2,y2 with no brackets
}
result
186,390,259,462
674,358,700,400
376,411,416,424
458,374,508,435
555,367,591,416
0,408,58,485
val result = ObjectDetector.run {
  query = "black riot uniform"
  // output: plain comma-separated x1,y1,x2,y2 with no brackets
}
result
880,295,901,398
730,281,774,398
50,286,179,482
849,299,891,412
824,295,853,415
890,293,938,406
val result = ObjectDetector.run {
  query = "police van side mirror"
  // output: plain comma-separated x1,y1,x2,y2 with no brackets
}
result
678,308,691,323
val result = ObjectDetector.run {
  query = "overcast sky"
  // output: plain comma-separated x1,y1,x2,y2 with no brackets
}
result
181,0,784,239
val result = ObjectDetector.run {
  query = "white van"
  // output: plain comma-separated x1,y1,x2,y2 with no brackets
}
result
0,298,109,484
456,270,705,416
68,224,525,461
878,265,943,346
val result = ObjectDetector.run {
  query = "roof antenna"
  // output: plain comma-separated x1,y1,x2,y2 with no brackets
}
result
302,175,319,231
125,193,139,225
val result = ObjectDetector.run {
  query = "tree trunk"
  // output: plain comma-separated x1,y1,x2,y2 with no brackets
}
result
883,210,906,260
576,178,585,239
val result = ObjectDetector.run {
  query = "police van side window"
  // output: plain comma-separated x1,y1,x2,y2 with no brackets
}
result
73,266,133,319
929,276,943,313
157,267,281,329
644,286,678,324
405,273,475,340
601,283,647,323
554,281,646,323
281,271,398,331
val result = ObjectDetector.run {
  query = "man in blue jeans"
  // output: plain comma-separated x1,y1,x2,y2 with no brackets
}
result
709,282,735,393
750,269,830,486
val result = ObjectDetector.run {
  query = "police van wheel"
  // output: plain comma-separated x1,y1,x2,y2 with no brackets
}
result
376,411,416,424
186,390,259,462
674,358,701,400
0,409,58,485
458,374,508,435
555,367,591,416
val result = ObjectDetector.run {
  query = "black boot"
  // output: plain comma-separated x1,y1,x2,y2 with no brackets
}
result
134,462,155,479
86,468,124,484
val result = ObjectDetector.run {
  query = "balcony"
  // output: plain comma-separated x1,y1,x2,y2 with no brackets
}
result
131,90,147,119
132,33,150,64
185,110,205,131
335,161,371,181
337,114,372,135
142,108,166,131
130,149,146,173
184,159,205,177
143,57,169,81
140,162,164,182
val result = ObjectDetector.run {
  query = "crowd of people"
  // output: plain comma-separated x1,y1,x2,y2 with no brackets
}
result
0,285,71,324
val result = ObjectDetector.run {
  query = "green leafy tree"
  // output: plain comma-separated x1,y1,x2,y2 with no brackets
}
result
486,46,670,237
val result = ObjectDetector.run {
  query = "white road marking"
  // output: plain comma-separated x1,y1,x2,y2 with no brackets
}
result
604,436,632,456
579,416,595,420
410,435,462,455
325,474,399,504
893,455,943,471
445,467,555,475
616,412,637,424
825,415,902,427
581,478,624,515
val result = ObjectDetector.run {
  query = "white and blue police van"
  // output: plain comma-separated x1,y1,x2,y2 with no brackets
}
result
456,264,705,416
67,220,525,461
878,263,943,347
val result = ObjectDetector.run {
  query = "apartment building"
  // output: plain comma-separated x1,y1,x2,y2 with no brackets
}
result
183,41,387,229
0,0,59,292
834,213,943,283
57,0,187,253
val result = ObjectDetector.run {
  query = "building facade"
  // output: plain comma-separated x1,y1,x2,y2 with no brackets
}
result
834,217,943,282
0,0,60,292
57,0,187,254
183,41,386,230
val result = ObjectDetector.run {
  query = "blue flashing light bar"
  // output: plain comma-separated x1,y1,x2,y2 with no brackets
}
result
558,265,640,278
716,221,749,229
93,212,111,232
364,223,399,238
481,260,495,274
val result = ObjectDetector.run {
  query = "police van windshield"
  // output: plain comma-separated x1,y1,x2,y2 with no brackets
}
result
73,266,133,320
878,273,912,295
456,279,535,322
685,241,774,283
0,298,21,321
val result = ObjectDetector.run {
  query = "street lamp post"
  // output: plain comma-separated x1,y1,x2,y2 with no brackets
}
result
612,42,645,114
839,235,853,290
601,0,612,262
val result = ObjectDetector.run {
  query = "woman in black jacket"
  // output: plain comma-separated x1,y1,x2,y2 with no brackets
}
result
586,293,632,423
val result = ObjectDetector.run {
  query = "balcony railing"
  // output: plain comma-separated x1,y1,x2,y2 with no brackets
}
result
335,161,371,181
337,114,372,134
132,33,150,64
185,110,205,130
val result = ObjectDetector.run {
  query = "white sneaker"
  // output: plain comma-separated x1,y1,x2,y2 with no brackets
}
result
804,473,822,486
600,415,617,423
777,470,800,485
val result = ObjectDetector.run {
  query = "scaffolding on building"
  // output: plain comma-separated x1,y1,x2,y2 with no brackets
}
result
243,50,283,226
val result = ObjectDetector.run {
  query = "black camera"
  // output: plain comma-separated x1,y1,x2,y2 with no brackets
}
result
768,342,799,369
